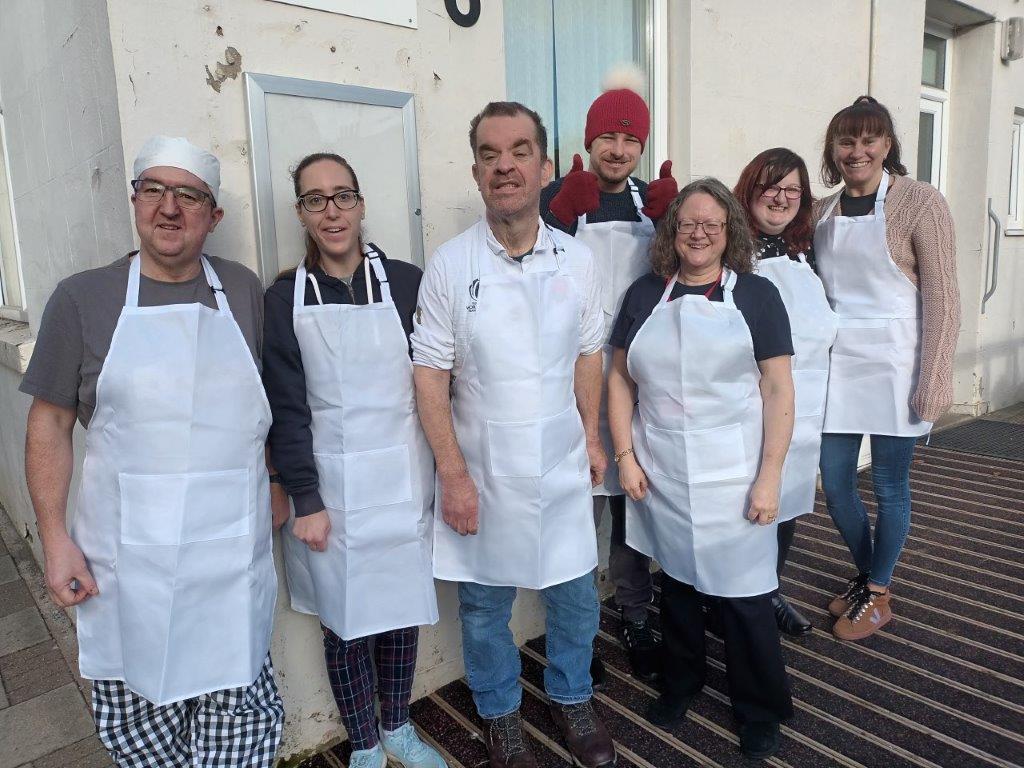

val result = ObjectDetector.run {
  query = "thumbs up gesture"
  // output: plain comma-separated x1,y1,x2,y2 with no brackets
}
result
641,160,679,222
549,154,600,226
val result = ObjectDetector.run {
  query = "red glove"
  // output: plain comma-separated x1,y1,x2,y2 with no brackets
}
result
549,154,600,226
642,160,678,222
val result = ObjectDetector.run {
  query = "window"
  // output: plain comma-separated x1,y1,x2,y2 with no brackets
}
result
503,0,653,179
918,28,951,193
0,108,24,312
1010,111,1024,232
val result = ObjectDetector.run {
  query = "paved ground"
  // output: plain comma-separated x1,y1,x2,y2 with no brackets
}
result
0,511,109,768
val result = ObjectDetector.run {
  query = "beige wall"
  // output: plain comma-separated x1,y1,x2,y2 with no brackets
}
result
98,0,527,760
0,0,130,546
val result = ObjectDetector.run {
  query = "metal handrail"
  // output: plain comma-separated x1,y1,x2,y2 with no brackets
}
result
982,198,1001,314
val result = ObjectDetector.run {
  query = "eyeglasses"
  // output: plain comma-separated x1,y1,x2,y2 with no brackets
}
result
675,220,725,236
297,190,362,213
131,179,214,209
758,184,803,200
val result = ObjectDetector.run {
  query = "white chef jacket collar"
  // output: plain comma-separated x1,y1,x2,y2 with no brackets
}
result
483,216,559,265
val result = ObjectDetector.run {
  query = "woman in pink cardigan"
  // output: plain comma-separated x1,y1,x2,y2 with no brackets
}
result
813,96,960,641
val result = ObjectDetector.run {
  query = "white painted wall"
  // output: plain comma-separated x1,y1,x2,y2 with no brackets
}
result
98,0,527,760
0,0,130,543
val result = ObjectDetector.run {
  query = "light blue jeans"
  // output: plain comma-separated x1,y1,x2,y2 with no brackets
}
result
458,572,599,719
819,433,918,588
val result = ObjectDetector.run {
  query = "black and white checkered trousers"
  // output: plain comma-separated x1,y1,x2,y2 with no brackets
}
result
91,654,284,767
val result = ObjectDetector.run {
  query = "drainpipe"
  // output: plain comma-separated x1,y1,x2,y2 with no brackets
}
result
868,0,876,95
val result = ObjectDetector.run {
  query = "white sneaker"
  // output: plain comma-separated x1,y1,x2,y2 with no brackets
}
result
348,743,387,768
380,722,448,768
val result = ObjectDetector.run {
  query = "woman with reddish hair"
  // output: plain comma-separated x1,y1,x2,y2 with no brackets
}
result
735,149,838,639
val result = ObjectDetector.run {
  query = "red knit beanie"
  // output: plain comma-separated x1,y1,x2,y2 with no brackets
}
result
585,88,650,150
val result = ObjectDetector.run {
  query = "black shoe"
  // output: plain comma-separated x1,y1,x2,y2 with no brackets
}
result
589,654,607,692
619,612,660,683
739,721,780,759
772,594,812,637
645,692,692,729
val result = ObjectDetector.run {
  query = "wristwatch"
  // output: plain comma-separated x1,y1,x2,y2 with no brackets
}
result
268,473,283,484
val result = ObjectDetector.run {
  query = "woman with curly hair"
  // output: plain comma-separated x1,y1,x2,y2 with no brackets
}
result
735,148,838,638
813,97,959,642
607,178,795,759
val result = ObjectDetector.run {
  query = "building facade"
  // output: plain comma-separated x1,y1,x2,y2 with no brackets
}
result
0,0,1021,760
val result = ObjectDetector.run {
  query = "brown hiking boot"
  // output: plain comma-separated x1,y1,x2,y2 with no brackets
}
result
549,700,617,768
828,573,869,617
833,589,892,640
484,712,538,768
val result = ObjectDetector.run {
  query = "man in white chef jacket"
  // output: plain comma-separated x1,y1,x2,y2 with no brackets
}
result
22,136,282,767
413,102,616,768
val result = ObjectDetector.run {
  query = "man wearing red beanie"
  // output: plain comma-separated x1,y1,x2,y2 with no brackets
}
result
540,73,677,688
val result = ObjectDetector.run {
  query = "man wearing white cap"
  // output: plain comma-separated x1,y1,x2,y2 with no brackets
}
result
22,136,283,766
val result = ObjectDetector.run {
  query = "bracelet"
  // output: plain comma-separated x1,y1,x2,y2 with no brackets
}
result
268,473,283,485
613,448,634,463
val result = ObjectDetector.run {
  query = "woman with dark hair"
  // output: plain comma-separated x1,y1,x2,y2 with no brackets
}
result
814,96,959,641
608,178,795,759
263,153,445,768
735,149,838,638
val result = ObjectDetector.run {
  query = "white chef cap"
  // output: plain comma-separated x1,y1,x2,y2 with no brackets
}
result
132,136,221,202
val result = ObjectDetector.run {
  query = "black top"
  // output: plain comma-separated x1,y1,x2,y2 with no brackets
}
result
263,249,423,517
757,233,816,272
609,270,794,361
838,189,877,217
540,176,650,235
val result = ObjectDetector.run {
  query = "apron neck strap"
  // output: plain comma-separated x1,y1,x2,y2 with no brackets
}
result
627,177,649,223
293,262,324,307
823,169,891,220
720,267,737,309
662,267,732,305
126,253,228,313
875,169,890,208
363,244,392,304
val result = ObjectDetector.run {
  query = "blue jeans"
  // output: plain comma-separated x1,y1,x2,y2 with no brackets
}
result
458,572,598,719
818,433,917,588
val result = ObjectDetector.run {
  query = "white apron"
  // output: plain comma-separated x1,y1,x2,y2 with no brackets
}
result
283,246,438,640
754,253,838,523
432,232,597,589
575,178,655,496
625,269,778,597
814,171,931,436
73,254,276,706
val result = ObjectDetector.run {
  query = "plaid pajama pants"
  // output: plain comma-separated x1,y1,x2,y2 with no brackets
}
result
322,624,419,750
91,655,284,767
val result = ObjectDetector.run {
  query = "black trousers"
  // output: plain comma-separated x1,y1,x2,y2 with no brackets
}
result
777,519,796,576
659,574,794,724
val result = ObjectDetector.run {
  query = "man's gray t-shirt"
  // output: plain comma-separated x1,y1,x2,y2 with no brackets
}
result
20,253,265,428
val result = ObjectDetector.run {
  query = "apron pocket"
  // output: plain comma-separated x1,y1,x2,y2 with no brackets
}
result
488,406,579,478
119,469,250,546
793,369,829,418
683,423,748,484
316,446,413,511
645,423,687,480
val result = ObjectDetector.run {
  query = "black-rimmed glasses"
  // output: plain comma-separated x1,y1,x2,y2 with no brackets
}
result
758,184,803,200
131,179,214,209
297,190,362,213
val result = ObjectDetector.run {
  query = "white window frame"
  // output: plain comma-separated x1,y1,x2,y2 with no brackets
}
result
0,107,26,318
919,23,951,194
1009,112,1024,234
918,96,945,189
